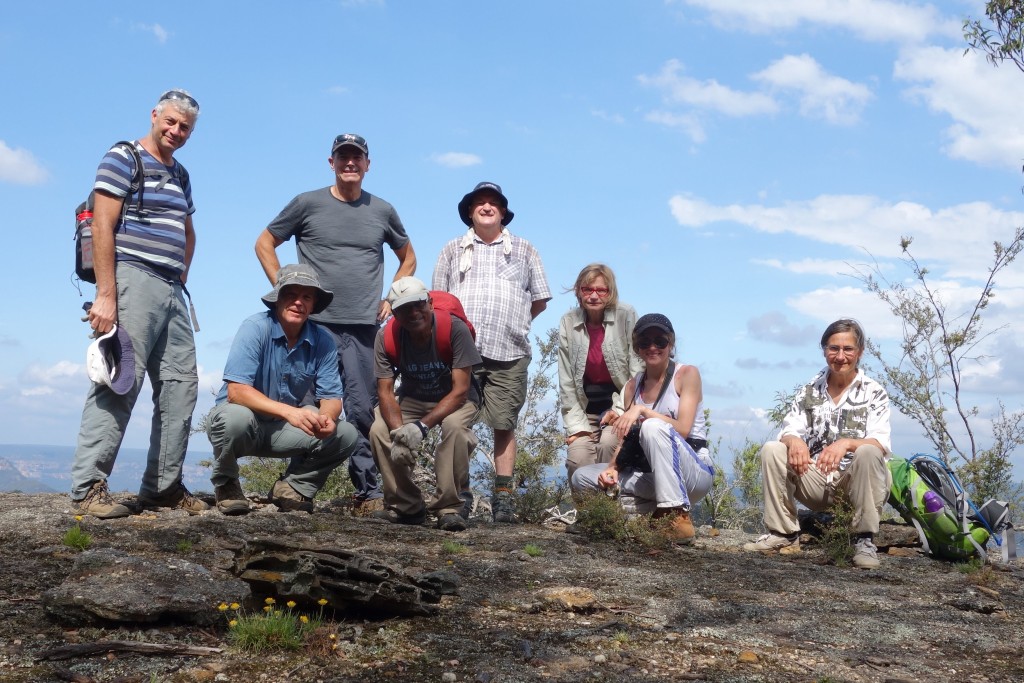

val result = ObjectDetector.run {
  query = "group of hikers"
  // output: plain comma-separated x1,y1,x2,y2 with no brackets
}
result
71,89,893,569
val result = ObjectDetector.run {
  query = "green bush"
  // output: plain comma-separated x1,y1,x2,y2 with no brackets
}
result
819,493,855,567
222,598,323,654
63,524,92,551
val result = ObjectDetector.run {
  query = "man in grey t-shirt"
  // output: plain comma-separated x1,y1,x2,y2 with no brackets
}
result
255,133,417,513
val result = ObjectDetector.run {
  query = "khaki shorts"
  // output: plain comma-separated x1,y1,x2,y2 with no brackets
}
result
475,356,530,431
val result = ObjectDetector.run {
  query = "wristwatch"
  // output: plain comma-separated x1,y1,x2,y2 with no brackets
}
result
416,420,429,437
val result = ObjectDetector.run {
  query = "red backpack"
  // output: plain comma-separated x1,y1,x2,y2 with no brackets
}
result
383,290,476,366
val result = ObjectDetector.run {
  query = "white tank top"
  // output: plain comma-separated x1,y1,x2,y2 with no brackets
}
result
633,365,707,441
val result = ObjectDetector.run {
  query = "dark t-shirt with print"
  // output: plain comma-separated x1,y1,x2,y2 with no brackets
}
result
374,316,481,405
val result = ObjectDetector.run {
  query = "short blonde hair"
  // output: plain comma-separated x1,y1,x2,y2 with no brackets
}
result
570,263,619,309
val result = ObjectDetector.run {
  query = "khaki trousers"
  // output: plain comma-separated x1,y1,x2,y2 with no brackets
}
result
760,441,891,536
369,398,478,517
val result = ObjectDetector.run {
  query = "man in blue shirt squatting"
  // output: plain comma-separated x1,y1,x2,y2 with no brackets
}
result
255,133,416,516
72,89,207,518
205,264,359,514
368,277,482,531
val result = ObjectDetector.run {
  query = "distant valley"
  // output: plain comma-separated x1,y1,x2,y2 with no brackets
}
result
0,443,213,495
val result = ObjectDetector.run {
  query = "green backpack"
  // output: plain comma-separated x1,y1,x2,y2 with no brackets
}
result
888,454,1016,563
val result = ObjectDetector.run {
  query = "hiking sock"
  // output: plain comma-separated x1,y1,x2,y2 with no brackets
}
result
856,533,873,540
494,475,513,492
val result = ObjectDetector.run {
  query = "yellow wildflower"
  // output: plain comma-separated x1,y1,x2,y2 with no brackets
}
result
263,605,272,613
286,600,297,609
329,634,337,640
230,603,240,610
217,603,229,611
264,597,276,605
228,619,238,628
74,515,83,522
299,615,309,624
318,598,329,606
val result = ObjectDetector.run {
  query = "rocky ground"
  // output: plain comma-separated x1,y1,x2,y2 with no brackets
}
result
1,491,1022,683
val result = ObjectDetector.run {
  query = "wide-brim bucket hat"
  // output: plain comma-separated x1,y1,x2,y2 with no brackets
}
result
261,264,334,315
457,181,514,227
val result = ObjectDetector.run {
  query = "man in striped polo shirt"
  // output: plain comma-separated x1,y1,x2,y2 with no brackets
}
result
71,89,207,519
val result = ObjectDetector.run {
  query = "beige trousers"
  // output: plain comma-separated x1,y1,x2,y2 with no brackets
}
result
760,441,891,536
369,397,478,517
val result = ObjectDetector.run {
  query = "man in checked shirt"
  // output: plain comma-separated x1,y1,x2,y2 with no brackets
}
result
432,182,551,523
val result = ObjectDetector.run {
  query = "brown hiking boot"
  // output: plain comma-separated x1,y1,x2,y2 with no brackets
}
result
215,479,251,516
352,496,384,517
270,480,314,513
77,480,131,519
138,484,209,515
654,507,696,545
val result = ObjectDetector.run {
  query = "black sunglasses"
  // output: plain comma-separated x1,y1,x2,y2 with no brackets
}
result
159,90,200,111
637,336,670,350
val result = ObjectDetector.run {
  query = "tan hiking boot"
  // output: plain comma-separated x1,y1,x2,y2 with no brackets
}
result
654,507,696,545
77,480,131,519
352,496,385,517
270,479,314,513
215,479,251,516
138,484,209,515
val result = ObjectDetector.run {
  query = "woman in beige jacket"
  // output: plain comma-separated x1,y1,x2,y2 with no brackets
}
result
558,264,643,486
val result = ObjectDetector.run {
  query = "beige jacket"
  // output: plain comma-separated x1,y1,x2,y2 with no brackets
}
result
557,302,643,436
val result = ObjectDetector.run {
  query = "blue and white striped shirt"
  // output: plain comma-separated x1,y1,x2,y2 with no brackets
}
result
93,141,194,277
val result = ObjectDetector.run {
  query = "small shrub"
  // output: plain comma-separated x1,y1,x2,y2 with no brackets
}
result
574,493,674,550
523,543,544,557
222,597,323,654
176,539,194,553
612,630,630,644
961,560,997,587
957,557,985,574
63,524,92,551
441,540,467,555
819,493,855,567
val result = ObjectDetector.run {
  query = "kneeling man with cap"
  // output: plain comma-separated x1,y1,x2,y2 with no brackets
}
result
369,276,481,531
206,264,359,514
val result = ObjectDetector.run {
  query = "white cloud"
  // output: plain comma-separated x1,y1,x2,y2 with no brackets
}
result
21,360,82,385
431,152,482,168
752,54,873,125
753,257,864,277
591,109,625,124
786,285,897,338
895,46,1024,169
644,110,706,143
0,141,48,185
638,59,778,117
133,22,169,44
326,85,350,95
677,0,958,45
668,193,1024,269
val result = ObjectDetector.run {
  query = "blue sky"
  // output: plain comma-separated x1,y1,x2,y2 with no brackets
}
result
2,1,1023,478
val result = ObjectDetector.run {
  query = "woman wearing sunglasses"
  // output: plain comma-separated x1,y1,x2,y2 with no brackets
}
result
571,313,715,544
557,264,643,486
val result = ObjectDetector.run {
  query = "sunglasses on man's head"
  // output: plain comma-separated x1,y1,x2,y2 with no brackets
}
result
159,90,200,111
637,336,670,350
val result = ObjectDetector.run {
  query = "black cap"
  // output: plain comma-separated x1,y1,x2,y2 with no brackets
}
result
634,313,674,336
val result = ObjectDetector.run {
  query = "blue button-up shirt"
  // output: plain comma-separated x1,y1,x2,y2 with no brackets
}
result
215,311,343,406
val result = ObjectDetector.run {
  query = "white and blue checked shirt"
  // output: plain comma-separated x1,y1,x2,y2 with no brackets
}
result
433,229,551,362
